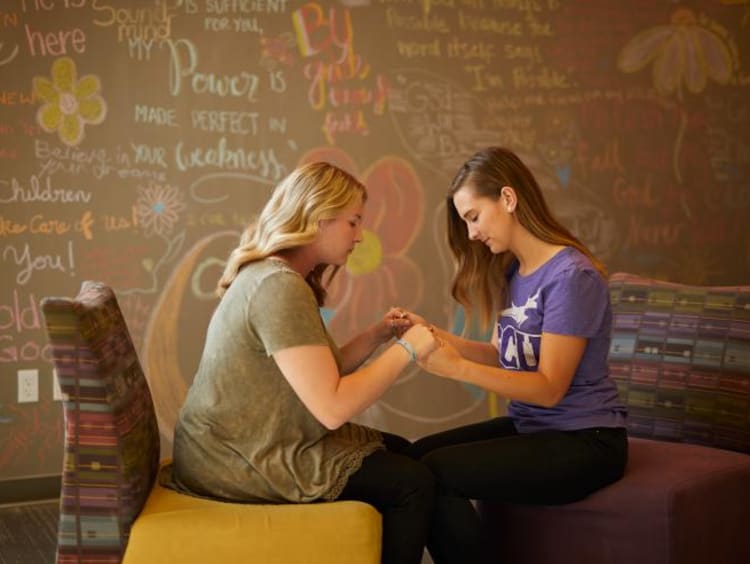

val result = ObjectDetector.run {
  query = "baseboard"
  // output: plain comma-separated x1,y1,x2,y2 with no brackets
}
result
0,474,61,505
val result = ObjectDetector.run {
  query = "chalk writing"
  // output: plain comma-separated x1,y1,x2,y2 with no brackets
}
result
457,10,522,35
205,0,288,13
0,174,92,204
0,289,41,337
92,2,175,42
78,243,152,289
164,38,261,101
0,12,19,28
190,109,260,135
0,335,52,363
0,210,93,240
0,91,36,105
175,137,285,178
133,143,169,168
128,38,159,61
385,7,451,33
293,2,388,143
24,24,86,56
397,39,441,59
203,15,262,33
20,0,87,12
34,139,166,181
134,104,179,127
0,42,19,66
2,241,75,285
388,69,496,172
18,120,43,136
625,216,684,249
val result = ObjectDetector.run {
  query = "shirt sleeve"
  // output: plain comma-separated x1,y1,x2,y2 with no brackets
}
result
248,271,330,355
541,267,609,338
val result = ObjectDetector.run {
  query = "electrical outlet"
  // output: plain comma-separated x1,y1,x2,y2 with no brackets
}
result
52,368,63,401
18,369,39,403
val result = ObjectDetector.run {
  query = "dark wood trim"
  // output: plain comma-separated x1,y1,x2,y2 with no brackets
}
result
0,475,61,505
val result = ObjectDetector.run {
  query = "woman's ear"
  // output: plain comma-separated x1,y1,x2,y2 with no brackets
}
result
500,186,517,213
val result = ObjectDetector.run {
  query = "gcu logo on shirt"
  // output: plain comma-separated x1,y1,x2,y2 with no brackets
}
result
501,291,539,326
499,327,540,370
499,291,541,370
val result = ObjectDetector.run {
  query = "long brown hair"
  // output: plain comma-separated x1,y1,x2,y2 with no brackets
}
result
217,162,367,305
447,147,606,329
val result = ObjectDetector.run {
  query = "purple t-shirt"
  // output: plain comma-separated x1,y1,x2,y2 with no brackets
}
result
502,247,627,432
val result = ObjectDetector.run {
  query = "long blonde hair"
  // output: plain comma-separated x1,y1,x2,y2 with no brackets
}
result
447,147,607,329
217,162,367,304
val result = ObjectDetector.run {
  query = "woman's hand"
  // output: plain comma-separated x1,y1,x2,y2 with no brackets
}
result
383,307,433,340
379,307,415,341
400,323,440,360
418,339,463,379
401,309,427,328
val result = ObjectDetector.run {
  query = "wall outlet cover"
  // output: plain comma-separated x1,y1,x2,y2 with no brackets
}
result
18,369,39,403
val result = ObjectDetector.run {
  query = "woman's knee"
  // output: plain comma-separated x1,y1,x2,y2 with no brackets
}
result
392,458,436,511
421,447,462,483
410,459,437,497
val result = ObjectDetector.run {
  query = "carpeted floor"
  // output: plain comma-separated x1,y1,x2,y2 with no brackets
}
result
0,500,58,564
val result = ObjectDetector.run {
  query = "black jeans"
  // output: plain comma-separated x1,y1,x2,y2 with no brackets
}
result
406,417,628,564
337,432,436,564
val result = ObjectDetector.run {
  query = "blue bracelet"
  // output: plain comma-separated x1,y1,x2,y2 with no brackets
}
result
395,338,417,362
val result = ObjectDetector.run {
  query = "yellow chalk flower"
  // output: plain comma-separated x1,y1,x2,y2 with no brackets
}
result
618,9,733,99
33,57,107,146
346,230,383,276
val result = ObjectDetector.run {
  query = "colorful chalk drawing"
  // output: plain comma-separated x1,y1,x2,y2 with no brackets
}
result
32,57,107,147
0,41,19,67
142,230,239,445
618,9,734,191
298,147,425,341
0,398,63,473
134,181,187,238
720,0,750,26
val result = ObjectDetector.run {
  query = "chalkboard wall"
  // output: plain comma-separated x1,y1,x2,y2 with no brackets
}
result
1,0,749,483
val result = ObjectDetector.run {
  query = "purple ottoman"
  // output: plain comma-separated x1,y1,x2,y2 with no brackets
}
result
480,274,750,564
479,437,750,564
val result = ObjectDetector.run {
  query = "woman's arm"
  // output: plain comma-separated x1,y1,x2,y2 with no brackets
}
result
430,324,499,366
421,331,586,407
401,311,499,366
274,323,437,430
337,308,409,374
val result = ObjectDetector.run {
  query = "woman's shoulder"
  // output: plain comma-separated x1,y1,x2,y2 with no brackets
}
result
235,258,302,284
547,247,601,278
534,248,606,297
224,259,309,303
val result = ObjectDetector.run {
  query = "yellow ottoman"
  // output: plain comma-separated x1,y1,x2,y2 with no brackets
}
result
124,480,382,564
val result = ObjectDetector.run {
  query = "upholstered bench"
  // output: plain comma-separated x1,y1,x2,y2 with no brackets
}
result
42,281,381,564
124,475,380,563
479,273,750,564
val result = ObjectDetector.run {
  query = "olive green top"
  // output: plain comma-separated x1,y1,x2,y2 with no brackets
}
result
172,259,383,503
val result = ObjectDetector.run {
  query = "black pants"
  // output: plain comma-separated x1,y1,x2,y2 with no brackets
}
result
337,432,436,564
405,417,628,564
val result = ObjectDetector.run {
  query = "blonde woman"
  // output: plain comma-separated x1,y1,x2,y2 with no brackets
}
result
403,147,628,564
173,162,438,564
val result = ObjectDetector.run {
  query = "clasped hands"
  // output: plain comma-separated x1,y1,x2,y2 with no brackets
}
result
382,307,460,377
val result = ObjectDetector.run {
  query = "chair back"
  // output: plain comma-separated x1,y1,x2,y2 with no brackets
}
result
608,272,750,454
41,281,160,563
